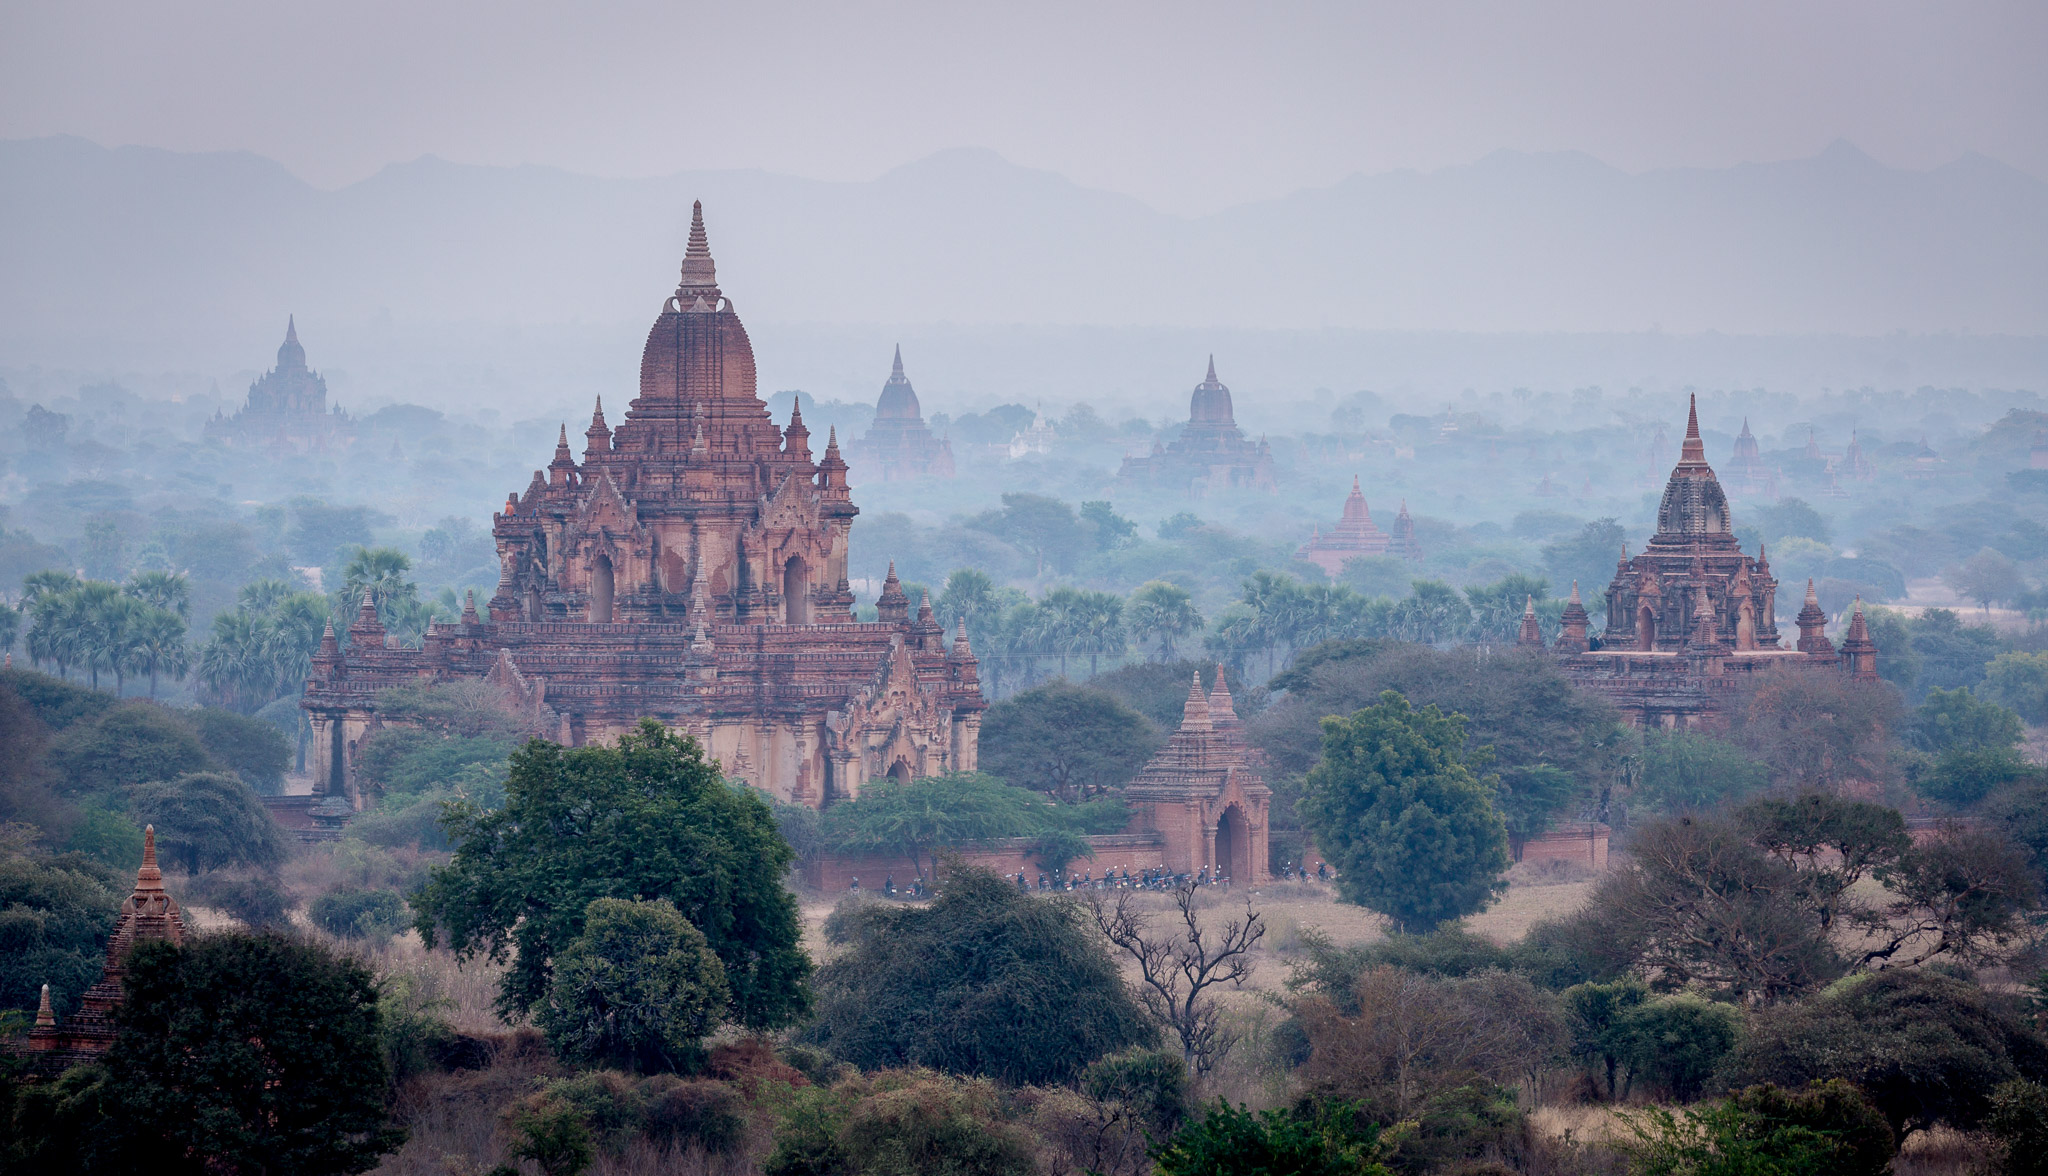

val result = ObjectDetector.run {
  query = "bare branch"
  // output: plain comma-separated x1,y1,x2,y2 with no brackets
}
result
1088,880,1264,1074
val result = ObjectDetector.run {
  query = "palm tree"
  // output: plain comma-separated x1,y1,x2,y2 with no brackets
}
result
124,570,192,618
1127,580,1204,661
125,607,190,697
1065,589,1127,677
69,582,128,691
20,570,80,606
199,611,280,712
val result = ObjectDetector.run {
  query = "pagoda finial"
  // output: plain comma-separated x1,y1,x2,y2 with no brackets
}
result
1569,580,1583,605
1806,578,1819,606
591,396,606,427
137,824,163,892
35,982,53,1028
952,616,974,659
892,344,905,378
1208,663,1239,724
676,200,719,294
1205,354,1217,383
285,314,298,344
1181,671,1213,732
462,589,479,624
1678,394,1707,465
356,586,381,627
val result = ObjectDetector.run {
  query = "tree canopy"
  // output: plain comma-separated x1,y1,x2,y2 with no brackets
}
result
805,867,1154,1085
820,772,1041,881
1297,690,1512,932
129,771,291,876
978,683,1161,804
413,719,810,1030
536,897,731,1074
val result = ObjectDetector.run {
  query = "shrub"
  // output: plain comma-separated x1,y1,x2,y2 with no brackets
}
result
535,897,730,1073
47,702,212,796
1151,1098,1391,1176
836,1071,1037,1176
186,872,292,927
1082,1048,1192,1138
129,770,291,876
1621,1080,1892,1176
1989,1079,2048,1176
1609,994,1742,1102
640,1075,751,1154
505,1095,595,1176
186,707,290,792
309,886,409,941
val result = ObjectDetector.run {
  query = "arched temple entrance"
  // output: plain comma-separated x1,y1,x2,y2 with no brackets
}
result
1636,604,1657,651
1214,804,1251,882
886,758,912,783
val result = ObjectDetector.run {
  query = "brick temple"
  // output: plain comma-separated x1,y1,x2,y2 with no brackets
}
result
1294,476,1422,575
1541,397,1876,727
27,827,187,1075
204,317,351,452
1122,668,1272,884
302,204,986,807
1118,357,1277,495
853,346,954,481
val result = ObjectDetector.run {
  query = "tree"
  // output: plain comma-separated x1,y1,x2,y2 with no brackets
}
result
1619,1081,1893,1176
1984,652,2048,725
1088,882,1265,1073
1463,573,1551,643
1387,580,1472,646
1629,729,1770,815
1080,501,1138,551
1912,686,2025,754
971,493,1082,576
978,682,1161,804
1151,1100,1390,1176
121,607,188,698
1725,670,1902,791
1752,498,1834,546
188,707,291,790
1297,691,1511,932
1038,586,1128,676
129,771,291,876
1906,608,2005,697
935,568,1020,653
1127,581,1204,661
0,839,122,1017
806,868,1153,1085
536,897,731,1073
1948,547,2023,612
820,772,1041,882
1540,519,1628,626
47,702,213,796
44,933,405,1174
414,720,809,1030
1720,970,2048,1140
122,571,189,618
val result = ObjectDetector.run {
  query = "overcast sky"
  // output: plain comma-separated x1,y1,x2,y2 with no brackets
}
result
3,0,2044,214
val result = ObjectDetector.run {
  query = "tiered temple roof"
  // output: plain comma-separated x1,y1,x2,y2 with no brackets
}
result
852,346,955,481
1295,476,1421,574
1117,357,1277,495
303,203,985,809
1122,667,1271,882
1548,397,1874,727
28,826,187,1073
205,317,351,452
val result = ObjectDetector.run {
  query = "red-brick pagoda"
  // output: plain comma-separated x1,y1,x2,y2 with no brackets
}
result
303,204,986,807
1122,668,1272,883
1543,397,1875,727
27,826,187,1074
204,317,352,452
1294,476,1422,575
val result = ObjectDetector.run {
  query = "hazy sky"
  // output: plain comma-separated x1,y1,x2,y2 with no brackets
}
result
3,0,2044,214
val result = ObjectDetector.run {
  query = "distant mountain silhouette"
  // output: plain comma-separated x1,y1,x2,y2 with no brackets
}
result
3,136,2044,349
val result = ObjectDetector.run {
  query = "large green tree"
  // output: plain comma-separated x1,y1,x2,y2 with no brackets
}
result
46,702,213,797
805,868,1153,1085
16,933,404,1175
1298,690,1512,932
978,682,1161,804
820,771,1041,882
536,897,731,1073
0,840,121,1017
413,719,809,1030
129,771,291,877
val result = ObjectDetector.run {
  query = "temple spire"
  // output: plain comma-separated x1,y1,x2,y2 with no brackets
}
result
1205,354,1217,383
285,315,298,345
1678,394,1707,465
137,825,163,893
892,344,905,379
1208,664,1238,725
35,983,53,1029
676,200,719,296
1180,671,1213,732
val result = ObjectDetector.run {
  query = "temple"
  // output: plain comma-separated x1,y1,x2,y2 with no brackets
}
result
1295,477,1421,575
1117,357,1277,495
852,346,955,481
26,827,187,1075
1122,668,1272,883
1726,417,1770,493
204,317,351,451
302,204,986,807
1546,397,1875,727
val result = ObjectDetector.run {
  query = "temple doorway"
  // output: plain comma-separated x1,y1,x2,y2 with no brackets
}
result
783,557,810,624
887,759,911,783
591,556,615,623
1636,604,1657,651
1214,805,1250,882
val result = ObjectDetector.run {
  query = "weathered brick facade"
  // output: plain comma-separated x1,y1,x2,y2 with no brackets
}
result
302,204,986,807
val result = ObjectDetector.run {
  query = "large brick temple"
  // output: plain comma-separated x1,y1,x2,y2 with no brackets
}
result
204,317,352,452
302,204,986,807
1118,357,1277,495
1539,397,1876,727
853,346,955,481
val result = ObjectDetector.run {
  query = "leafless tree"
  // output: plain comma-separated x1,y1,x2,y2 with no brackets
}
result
1087,882,1264,1074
